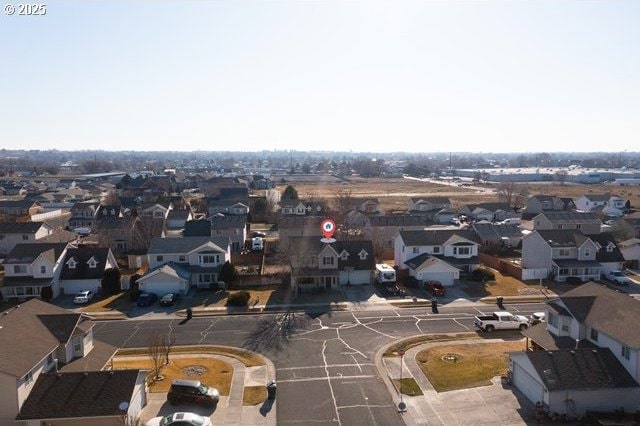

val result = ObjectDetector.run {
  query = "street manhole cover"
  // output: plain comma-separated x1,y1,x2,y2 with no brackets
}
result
441,354,461,363
182,365,207,376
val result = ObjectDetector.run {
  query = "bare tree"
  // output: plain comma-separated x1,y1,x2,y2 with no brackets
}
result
496,181,517,207
101,190,120,205
161,333,176,365
554,170,568,186
147,332,164,382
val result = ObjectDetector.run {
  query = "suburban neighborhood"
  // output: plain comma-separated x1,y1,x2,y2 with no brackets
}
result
1,151,640,425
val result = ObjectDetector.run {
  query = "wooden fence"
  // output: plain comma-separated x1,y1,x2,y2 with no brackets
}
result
478,252,523,280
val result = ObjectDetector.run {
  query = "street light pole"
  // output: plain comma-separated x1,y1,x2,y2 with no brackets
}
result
397,348,406,412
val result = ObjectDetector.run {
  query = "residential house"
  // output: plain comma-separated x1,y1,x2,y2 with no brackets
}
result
394,229,480,286
532,211,601,235
277,216,323,250
613,212,640,239
521,230,602,282
0,299,96,426
512,283,640,416
163,208,193,237
95,204,122,221
138,203,169,219
589,233,626,274
16,370,147,426
210,214,247,252
433,208,457,224
523,195,565,215
280,199,325,216
362,214,429,259
0,222,53,257
472,222,523,247
460,202,515,222
137,236,231,295
575,194,626,213
206,187,250,216
408,197,451,214
68,201,99,230
356,198,383,215
289,237,375,295
59,247,118,294
0,243,69,301
618,238,640,269
0,199,41,220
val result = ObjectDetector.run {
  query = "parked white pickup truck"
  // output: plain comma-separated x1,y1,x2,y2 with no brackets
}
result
474,311,530,332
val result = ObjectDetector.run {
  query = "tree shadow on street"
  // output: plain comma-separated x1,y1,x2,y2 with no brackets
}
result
243,310,310,353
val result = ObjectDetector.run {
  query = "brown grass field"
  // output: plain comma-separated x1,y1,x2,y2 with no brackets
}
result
276,177,640,211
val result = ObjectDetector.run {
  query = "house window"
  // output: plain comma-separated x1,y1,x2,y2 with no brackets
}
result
13,265,27,274
322,256,334,266
607,243,615,253
412,247,419,254
179,255,186,262
561,325,569,332
590,328,599,341
576,224,581,229
156,256,164,262
359,250,368,260
559,268,569,276
433,247,440,254
402,245,405,253
558,248,570,256
24,371,33,384
548,312,558,327
621,345,631,360
47,353,54,366
198,274,215,283
340,251,349,260
584,249,590,257
22,234,29,240
201,255,216,264
74,342,82,352
40,266,47,274
116,241,127,250
88,259,97,268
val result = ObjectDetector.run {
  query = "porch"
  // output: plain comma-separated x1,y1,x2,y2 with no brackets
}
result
552,259,602,282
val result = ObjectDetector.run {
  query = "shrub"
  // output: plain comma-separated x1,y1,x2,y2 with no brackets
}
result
227,291,250,307
40,286,53,301
472,268,495,282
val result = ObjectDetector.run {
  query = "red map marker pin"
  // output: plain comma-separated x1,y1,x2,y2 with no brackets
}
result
321,218,336,239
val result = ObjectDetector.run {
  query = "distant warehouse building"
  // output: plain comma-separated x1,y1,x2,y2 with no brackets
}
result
455,167,640,184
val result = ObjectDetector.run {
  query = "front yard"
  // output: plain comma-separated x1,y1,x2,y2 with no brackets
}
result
463,268,546,298
416,340,525,392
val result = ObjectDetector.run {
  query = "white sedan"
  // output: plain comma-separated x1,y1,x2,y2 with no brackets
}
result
145,412,211,426
73,290,94,304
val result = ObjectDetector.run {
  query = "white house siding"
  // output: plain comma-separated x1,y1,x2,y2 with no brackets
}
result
0,372,19,426
522,233,552,270
510,355,545,406
547,388,640,417
16,356,56,420
60,279,102,295
128,372,148,421
599,261,624,275
138,272,186,296
338,270,371,285
416,271,456,286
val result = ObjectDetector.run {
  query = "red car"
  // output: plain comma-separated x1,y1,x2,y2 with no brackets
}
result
425,280,446,296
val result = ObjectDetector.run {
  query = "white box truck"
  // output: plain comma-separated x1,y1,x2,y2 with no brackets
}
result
375,264,396,284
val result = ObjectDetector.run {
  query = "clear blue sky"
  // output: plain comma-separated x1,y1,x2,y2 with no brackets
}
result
1,1,638,153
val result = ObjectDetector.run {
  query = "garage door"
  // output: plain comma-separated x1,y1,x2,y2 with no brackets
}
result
423,272,455,286
512,362,544,405
139,280,182,296
62,281,100,295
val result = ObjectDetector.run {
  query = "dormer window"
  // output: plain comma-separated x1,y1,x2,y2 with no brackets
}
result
340,250,349,260
607,242,615,253
584,248,590,257
67,258,77,269
87,257,97,268
358,249,368,260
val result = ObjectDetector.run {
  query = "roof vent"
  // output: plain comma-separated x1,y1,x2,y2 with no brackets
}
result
592,349,598,354
547,351,553,356
570,351,575,355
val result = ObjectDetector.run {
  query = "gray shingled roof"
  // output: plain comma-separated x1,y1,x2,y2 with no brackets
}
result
538,211,601,223
589,233,625,263
398,229,479,246
278,215,323,229
525,348,638,391
147,236,229,254
210,214,247,229
0,299,87,377
3,243,67,264
536,230,589,247
60,247,113,280
559,282,640,347
16,370,141,420
183,220,212,237
0,221,47,234
521,322,596,351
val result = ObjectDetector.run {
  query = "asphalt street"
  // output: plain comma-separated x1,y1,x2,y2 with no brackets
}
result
93,303,545,426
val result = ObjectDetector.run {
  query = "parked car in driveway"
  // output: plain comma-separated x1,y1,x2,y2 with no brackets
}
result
73,290,94,304
145,412,212,426
137,292,158,307
167,379,220,407
425,280,446,296
605,270,631,286
160,293,179,307
529,312,545,324
379,283,405,297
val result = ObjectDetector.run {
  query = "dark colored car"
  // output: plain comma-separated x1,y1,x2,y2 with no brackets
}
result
425,280,446,296
566,276,583,285
159,293,179,307
168,379,220,407
380,284,405,297
137,292,158,307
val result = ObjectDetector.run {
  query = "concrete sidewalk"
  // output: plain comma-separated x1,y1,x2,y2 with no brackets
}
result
377,338,536,425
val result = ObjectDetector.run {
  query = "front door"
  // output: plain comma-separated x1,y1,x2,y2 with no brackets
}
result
325,277,332,289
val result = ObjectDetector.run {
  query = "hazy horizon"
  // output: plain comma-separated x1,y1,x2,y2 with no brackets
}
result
1,1,639,153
